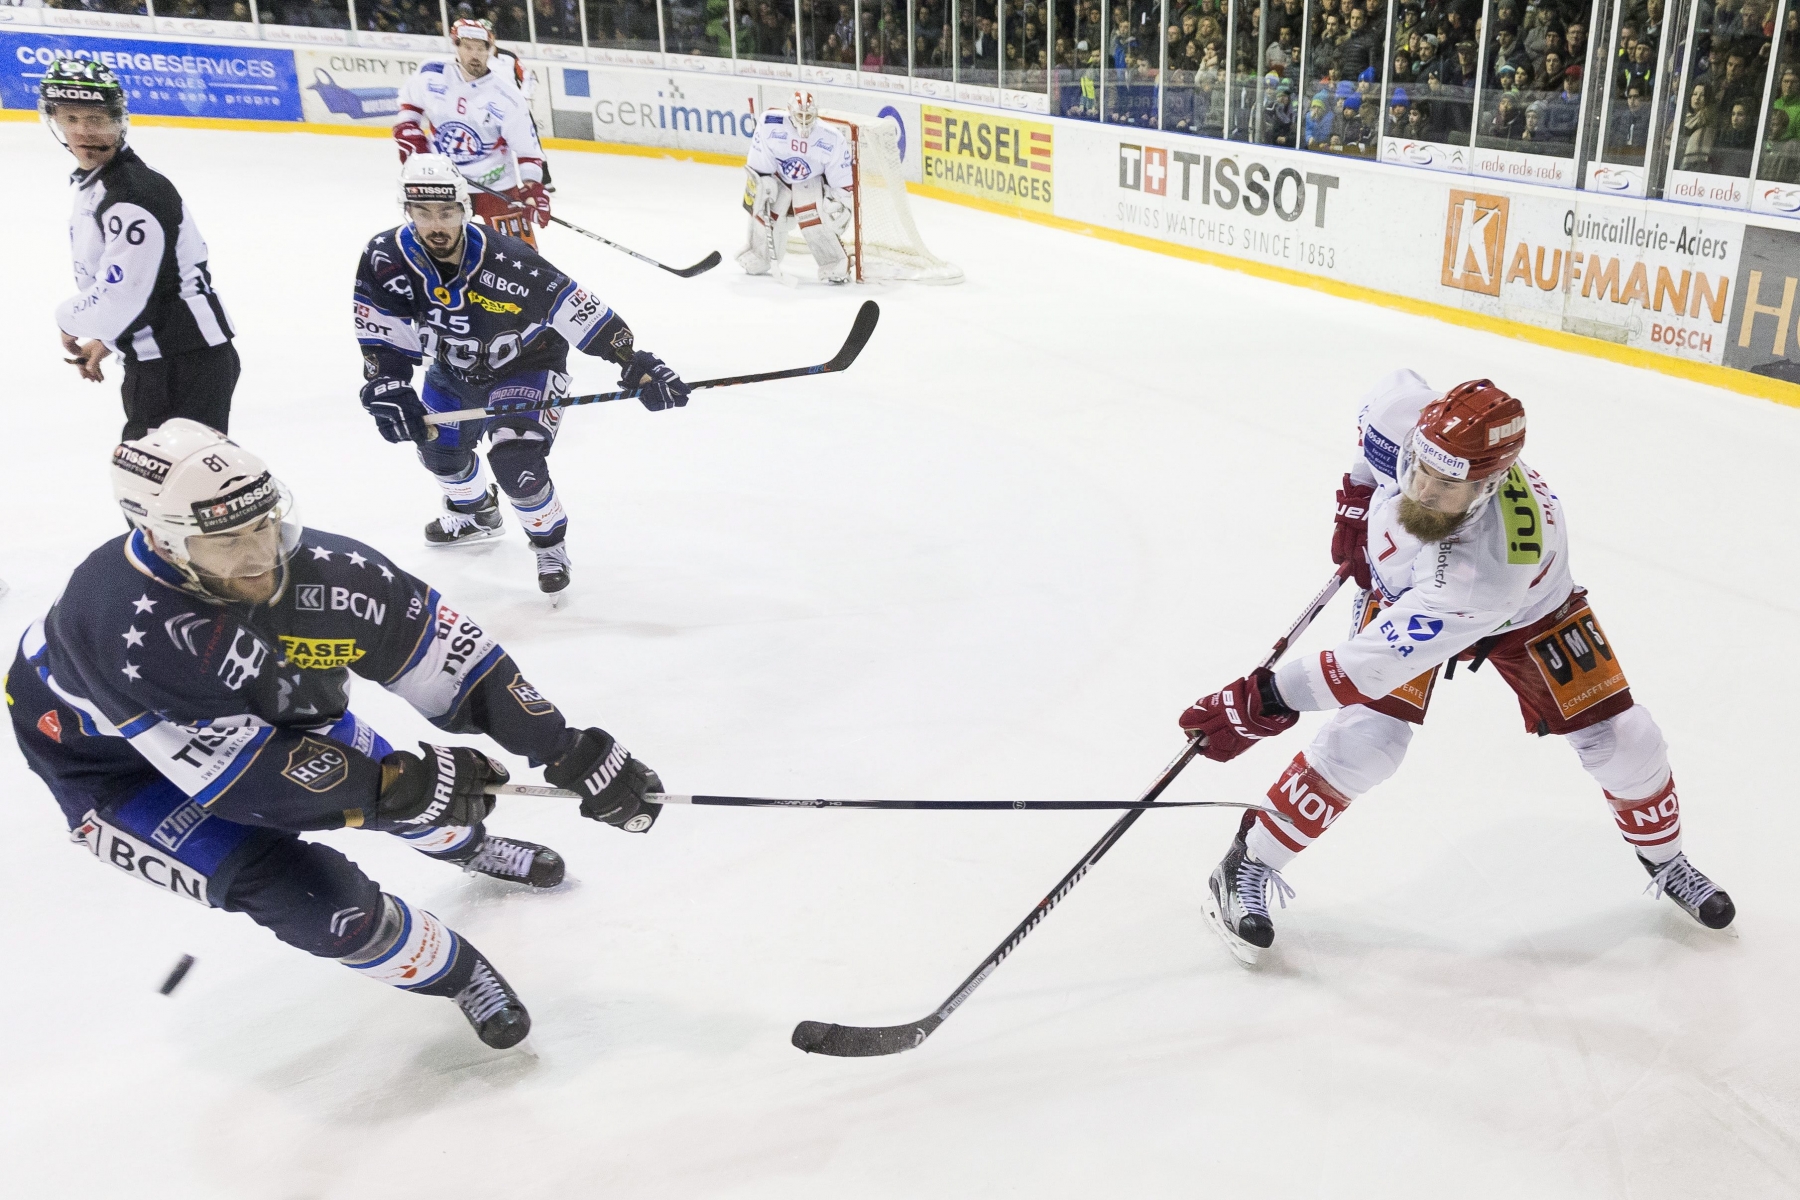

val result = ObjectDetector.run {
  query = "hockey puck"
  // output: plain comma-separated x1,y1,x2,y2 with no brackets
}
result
159,954,196,996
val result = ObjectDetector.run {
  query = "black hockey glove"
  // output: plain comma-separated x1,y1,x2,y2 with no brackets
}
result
622,350,690,412
360,377,428,443
369,743,507,831
544,727,663,833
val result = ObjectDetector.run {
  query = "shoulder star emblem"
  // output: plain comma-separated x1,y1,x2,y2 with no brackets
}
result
121,663,142,681
529,269,540,277
347,551,368,568
132,594,157,615
122,627,145,648
310,546,333,561
378,564,395,581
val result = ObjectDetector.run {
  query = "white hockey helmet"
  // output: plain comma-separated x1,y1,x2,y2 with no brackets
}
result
398,152,472,220
450,16,495,45
113,419,300,598
790,90,819,138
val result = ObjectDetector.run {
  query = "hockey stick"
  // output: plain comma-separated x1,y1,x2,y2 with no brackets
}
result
790,564,1354,1058
487,782,1284,816
422,300,880,425
466,179,721,277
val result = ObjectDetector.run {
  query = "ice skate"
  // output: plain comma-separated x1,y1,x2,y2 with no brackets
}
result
1641,852,1735,930
453,833,565,889
534,541,571,605
1203,832,1293,967
453,953,531,1049
425,486,504,547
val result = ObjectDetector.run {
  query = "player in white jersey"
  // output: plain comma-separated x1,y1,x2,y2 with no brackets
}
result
737,91,856,284
394,18,550,246
1178,372,1735,964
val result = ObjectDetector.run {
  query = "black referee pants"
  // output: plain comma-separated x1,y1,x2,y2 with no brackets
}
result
119,341,239,442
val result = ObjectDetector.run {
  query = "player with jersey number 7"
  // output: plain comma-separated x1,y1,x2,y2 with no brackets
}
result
1177,372,1736,966
393,18,550,246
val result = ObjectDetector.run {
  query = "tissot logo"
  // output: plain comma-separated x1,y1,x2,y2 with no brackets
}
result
1441,191,1510,296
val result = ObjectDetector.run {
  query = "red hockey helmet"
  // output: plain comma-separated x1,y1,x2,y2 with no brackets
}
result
1398,379,1527,515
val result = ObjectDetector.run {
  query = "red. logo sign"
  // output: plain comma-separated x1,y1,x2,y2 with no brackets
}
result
1144,147,1168,196
37,710,63,743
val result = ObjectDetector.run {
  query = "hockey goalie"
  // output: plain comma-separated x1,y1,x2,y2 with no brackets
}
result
737,91,855,285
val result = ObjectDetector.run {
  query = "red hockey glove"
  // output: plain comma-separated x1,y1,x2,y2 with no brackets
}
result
1178,668,1298,763
517,180,552,228
394,120,431,162
1331,474,1375,590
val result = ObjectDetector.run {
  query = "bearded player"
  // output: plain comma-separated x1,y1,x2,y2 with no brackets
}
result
9,420,666,1047
737,91,856,284
393,18,549,245
1178,371,1734,964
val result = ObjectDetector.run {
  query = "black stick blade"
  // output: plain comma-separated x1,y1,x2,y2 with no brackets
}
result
822,301,880,373
792,1015,940,1057
666,250,722,278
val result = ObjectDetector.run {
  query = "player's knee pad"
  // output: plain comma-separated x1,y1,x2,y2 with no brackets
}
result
1306,706,1414,797
1566,703,1670,800
218,837,384,959
486,431,552,500
339,892,472,996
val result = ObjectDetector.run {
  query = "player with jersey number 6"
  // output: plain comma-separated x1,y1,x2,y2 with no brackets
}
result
738,91,856,284
393,18,550,246
354,155,690,597
7,421,667,1048
1178,372,1735,965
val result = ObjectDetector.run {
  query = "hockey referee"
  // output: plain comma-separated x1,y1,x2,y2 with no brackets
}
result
41,60,239,440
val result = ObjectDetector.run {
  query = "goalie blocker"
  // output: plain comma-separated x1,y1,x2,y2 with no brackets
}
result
738,92,962,285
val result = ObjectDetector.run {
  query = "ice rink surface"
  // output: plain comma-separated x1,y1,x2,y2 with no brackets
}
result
2,120,1798,1199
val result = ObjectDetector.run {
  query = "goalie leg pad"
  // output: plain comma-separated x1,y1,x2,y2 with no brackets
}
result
790,178,849,281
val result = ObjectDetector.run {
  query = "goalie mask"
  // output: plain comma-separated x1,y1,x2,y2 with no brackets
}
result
790,90,819,138
1396,379,1527,517
113,419,301,604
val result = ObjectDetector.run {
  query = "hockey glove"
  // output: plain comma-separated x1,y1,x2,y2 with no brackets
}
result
1178,668,1298,763
361,377,428,444
517,180,552,228
369,743,508,831
1331,474,1375,590
394,121,432,162
622,351,691,412
544,727,663,833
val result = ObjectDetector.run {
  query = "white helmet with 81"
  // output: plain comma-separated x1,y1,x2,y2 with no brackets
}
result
112,419,300,603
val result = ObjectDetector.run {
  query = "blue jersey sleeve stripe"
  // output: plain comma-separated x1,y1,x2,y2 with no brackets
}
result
117,713,159,738
573,308,617,351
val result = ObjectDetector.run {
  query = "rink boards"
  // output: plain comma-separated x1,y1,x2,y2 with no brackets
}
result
5,18,1800,404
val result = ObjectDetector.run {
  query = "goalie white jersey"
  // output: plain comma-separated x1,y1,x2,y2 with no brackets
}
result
746,112,855,193
396,58,544,190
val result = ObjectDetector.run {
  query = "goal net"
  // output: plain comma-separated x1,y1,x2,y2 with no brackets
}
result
788,112,964,285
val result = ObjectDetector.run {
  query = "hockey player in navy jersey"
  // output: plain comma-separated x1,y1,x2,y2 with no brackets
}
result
354,153,691,596
9,420,667,1048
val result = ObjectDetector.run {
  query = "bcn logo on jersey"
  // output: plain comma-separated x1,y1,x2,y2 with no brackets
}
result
479,270,528,297
279,636,365,670
433,121,487,164
71,811,210,907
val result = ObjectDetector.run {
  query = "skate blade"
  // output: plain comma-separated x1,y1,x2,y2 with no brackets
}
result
1202,887,1264,969
545,589,569,611
424,526,506,549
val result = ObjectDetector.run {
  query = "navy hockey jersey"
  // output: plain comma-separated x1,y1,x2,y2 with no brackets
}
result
21,527,576,830
353,221,634,394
